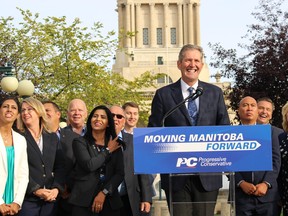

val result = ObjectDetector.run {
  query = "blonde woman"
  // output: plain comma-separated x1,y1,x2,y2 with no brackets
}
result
278,102,288,216
17,97,64,216
0,96,28,216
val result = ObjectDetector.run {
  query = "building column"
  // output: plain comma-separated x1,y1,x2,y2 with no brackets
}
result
183,3,188,44
131,3,135,48
177,3,183,47
149,3,156,47
117,3,124,48
163,3,169,47
194,2,201,45
135,3,142,48
188,3,194,44
125,3,131,48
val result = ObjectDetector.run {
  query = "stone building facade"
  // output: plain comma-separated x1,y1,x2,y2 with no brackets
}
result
112,0,210,94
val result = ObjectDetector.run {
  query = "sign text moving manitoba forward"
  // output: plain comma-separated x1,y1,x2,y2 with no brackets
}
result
133,125,272,174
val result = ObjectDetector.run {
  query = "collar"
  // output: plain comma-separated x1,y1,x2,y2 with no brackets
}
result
181,79,199,92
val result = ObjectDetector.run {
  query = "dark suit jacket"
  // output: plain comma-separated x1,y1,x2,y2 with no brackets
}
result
59,128,79,191
122,132,154,216
69,137,124,210
148,79,230,192
23,130,65,201
234,125,281,204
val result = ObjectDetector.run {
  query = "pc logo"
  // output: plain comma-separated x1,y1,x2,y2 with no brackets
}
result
176,157,198,168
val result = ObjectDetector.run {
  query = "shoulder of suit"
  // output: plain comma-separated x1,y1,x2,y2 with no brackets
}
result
61,127,79,137
121,130,133,139
42,130,59,142
156,79,181,93
12,129,27,142
271,125,284,135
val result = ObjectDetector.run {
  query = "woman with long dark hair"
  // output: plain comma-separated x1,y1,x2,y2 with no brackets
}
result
69,105,124,216
0,96,28,216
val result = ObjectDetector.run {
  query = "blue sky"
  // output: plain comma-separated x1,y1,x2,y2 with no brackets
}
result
2,0,282,76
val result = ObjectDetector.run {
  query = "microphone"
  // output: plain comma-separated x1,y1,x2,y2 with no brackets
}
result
186,86,204,101
161,86,204,126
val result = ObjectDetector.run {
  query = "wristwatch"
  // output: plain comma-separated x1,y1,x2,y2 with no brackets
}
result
102,188,109,196
263,181,272,189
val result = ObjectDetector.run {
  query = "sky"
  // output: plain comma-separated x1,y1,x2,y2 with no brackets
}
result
1,0,282,78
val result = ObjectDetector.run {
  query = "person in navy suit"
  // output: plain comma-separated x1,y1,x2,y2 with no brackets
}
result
17,97,65,216
235,96,281,216
148,44,230,216
43,101,79,216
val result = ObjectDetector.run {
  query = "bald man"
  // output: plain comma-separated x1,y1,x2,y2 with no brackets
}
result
65,99,87,136
234,96,281,216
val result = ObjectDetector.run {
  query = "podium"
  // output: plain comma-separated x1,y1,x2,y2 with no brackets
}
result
168,172,235,216
133,125,272,216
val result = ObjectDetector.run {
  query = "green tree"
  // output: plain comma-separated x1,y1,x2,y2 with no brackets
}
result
209,0,288,127
0,9,160,123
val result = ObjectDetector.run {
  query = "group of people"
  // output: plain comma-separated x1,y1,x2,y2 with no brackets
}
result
1,43,288,216
0,97,154,216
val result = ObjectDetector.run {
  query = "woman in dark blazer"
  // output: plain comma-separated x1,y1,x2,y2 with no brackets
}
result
69,105,124,216
17,97,64,216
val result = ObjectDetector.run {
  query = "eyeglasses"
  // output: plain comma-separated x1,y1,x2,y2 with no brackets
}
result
21,107,35,113
112,113,125,119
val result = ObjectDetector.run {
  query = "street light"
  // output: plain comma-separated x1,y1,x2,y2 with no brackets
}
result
0,63,35,97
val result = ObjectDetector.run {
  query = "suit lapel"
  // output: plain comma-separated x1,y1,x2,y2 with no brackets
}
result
42,132,51,163
0,136,7,173
121,132,129,163
25,130,43,159
196,81,207,125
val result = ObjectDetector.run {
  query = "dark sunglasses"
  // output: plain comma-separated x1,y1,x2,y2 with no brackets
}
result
112,113,125,119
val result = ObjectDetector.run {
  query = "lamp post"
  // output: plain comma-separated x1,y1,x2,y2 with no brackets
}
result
0,62,35,97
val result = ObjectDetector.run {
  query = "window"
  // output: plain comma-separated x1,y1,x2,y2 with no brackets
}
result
157,56,163,65
157,28,162,45
143,28,149,45
171,28,176,44
157,74,173,84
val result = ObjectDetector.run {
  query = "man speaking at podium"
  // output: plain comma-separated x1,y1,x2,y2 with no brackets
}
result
148,44,230,216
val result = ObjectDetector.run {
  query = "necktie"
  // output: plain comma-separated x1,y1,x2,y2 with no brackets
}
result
187,87,198,126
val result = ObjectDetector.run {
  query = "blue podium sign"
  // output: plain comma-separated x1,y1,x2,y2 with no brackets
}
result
133,125,272,174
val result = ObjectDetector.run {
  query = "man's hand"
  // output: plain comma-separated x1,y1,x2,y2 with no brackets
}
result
140,202,151,213
239,181,257,195
253,182,268,196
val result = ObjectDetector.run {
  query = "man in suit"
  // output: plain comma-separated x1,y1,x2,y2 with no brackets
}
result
110,105,154,216
43,101,79,216
235,96,281,215
148,44,230,216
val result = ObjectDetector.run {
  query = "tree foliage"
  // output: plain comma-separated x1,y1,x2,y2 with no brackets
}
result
0,9,160,124
209,0,288,127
